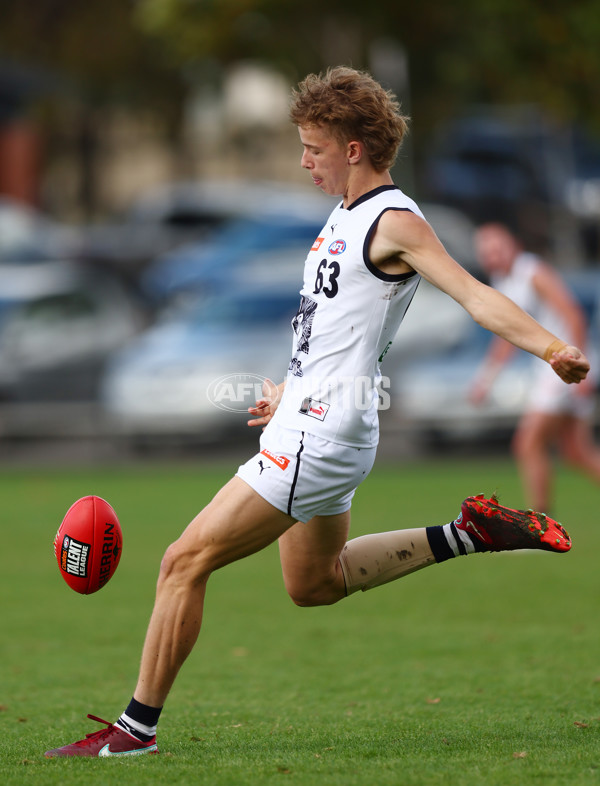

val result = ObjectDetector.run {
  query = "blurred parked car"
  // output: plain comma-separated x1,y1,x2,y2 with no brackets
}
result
423,107,574,256
101,284,299,439
0,196,82,263
0,197,85,326
423,107,600,261
141,212,326,302
80,179,334,277
141,200,478,304
0,263,145,402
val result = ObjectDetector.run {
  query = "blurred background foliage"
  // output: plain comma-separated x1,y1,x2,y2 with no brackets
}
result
2,0,600,133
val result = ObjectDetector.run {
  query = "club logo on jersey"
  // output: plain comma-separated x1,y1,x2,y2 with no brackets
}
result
60,535,90,577
328,239,346,255
288,357,303,377
260,448,290,470
292,295,317,355
298,397,330,421
311,237,324,251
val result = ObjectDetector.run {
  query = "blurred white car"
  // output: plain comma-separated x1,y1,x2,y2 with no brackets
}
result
101,283,299,439
0,263,144,401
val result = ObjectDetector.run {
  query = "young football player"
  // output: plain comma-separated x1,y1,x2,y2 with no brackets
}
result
45,66,589,758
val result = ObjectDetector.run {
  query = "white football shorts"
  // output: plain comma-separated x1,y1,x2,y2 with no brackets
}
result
236,421,377,523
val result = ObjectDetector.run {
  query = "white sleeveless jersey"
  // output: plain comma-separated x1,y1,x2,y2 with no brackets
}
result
271,185,423,447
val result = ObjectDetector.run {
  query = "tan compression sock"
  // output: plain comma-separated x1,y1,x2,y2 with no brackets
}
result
338,529,436,595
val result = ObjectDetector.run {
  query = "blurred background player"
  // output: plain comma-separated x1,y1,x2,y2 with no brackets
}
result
470,222,600,512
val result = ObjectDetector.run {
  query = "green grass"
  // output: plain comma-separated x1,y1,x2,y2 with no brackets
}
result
1,454,599,785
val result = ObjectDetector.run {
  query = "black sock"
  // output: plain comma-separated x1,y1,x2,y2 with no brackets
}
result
426,521,488,563
426,525,456,563
116,697,162,742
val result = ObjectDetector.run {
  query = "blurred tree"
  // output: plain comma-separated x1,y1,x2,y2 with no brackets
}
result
2,0,599,132
0,0,186,215
131,0,600,134
1,0,599,214
0,0,182,111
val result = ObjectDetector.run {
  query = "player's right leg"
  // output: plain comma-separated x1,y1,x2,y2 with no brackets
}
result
133,477,295,708
44,476,295,758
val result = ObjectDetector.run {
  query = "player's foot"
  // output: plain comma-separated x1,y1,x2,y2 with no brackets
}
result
457,494,571,553
44,714,159,757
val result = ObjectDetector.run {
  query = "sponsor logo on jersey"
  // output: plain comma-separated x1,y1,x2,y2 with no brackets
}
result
298,397,330,421
260,448,290,470
311,237,324,251
328,239,346,255
61,535,90,577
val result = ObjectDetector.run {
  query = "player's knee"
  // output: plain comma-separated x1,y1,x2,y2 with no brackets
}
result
158,541,212,589
285,577,340,607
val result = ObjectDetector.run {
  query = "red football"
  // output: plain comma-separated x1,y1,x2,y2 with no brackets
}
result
54,495,123,594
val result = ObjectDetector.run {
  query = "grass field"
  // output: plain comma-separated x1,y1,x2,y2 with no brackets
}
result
1,453,598,785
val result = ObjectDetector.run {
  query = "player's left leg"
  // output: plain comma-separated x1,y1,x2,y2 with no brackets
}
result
279,495,572,604
279,512,438,603
278,511,351,606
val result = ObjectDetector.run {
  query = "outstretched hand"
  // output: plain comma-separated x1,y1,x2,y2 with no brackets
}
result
550,345,590,384
247,378,283,429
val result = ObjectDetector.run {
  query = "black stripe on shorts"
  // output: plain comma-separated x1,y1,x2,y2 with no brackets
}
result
287,431,305,516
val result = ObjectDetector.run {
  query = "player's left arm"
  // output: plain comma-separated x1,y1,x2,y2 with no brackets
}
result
371,210,590,384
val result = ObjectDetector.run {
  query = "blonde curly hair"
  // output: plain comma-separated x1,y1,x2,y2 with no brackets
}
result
289,66,409,173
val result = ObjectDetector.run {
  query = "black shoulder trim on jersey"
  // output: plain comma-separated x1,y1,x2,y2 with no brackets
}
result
346,184,400,211
363,207,419,282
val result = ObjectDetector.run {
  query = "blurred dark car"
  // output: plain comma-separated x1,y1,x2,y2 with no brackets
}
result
141,199,478,304
80,179,334,277
423,107,569,250
141,213,326,302
565,128,600,261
